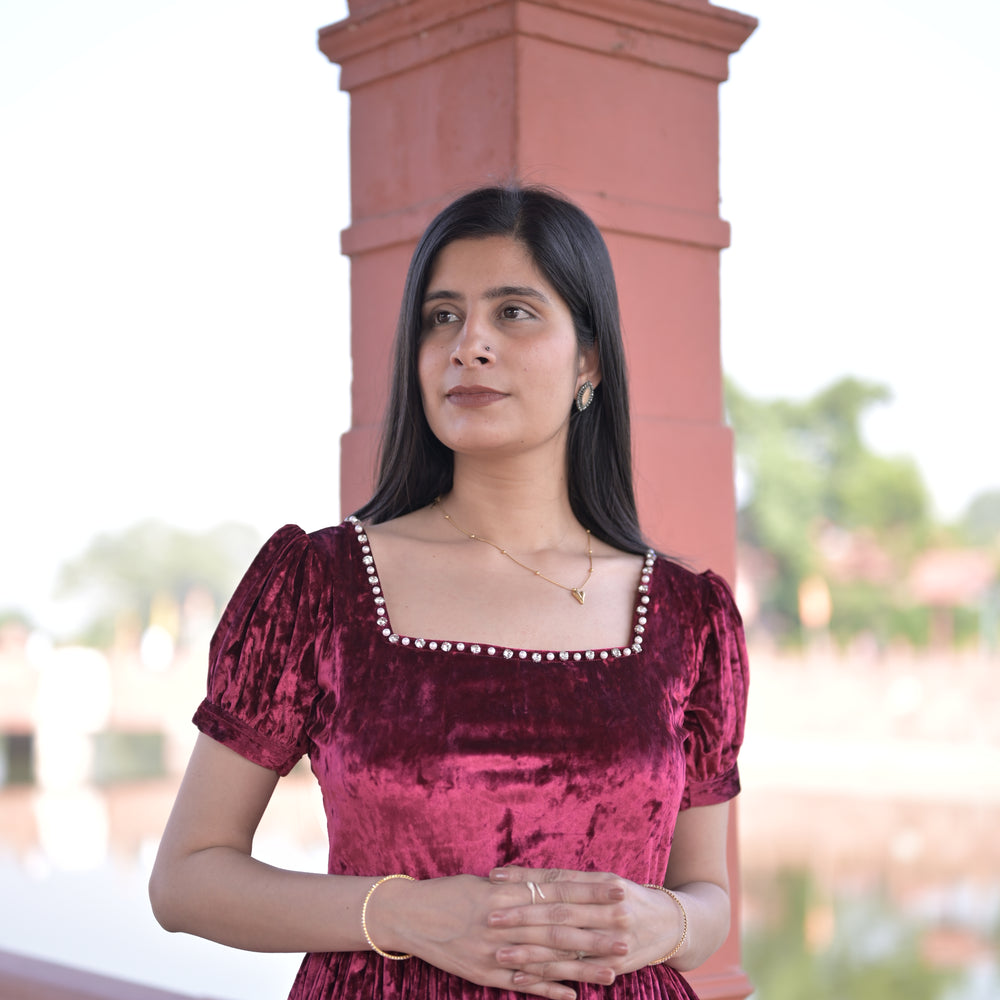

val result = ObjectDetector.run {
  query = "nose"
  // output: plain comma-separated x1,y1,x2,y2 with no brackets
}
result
449,315,494,367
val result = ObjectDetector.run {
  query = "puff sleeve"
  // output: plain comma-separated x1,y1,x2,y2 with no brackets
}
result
680,570,749,809
193,525,325,776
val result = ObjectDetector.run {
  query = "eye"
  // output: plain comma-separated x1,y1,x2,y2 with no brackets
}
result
425,308,459,327
499,304,532,321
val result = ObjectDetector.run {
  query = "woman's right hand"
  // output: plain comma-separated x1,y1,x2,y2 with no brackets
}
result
368,873,631,1000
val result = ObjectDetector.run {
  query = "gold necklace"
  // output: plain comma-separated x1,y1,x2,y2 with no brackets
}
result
433,497,593,605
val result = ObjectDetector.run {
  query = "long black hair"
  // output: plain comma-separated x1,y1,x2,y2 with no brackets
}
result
353,184,648,555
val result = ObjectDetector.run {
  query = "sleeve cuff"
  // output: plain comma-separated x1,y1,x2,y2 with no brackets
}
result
193,700,304,777
681,763,741,810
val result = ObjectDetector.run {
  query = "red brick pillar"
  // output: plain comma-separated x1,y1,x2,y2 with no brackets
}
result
320,3,756,996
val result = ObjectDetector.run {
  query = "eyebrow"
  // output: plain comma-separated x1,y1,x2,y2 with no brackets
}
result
423,285,552,305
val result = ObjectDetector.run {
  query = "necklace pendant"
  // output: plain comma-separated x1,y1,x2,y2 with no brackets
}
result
571,589,585,605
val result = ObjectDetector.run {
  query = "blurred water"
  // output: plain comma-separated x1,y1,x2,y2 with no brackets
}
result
0,834,320,999
0,781,326,999
741,865,1000,1000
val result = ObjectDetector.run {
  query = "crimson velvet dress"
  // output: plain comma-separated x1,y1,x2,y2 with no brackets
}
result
193,518,748,1000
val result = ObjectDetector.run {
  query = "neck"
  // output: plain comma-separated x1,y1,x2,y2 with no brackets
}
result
440,456,582,553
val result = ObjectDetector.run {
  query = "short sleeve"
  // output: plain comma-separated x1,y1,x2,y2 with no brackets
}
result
193,525,325,776
680,571,749,809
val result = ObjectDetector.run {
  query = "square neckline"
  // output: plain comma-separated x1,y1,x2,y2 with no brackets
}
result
346,516,656,663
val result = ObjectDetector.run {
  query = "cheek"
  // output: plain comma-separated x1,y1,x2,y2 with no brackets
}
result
417,344,438,395
417,345,451,435
522,347,579,394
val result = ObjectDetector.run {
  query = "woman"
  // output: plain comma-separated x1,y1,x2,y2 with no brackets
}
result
149,185,748,1000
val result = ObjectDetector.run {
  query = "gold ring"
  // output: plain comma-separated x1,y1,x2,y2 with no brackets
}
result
527,881,546,905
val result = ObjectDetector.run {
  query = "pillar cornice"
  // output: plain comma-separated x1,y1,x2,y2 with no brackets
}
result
320,1,757,87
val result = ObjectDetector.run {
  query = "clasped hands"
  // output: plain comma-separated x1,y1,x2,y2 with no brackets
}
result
386,866,681,1000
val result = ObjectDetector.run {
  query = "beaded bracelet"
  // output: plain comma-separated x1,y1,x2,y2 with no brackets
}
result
361,874,416,960
643,884,688,966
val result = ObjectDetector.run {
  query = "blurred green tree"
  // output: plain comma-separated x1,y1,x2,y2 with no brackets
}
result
56,520,260,647
726,376,933,640
0,609,34,630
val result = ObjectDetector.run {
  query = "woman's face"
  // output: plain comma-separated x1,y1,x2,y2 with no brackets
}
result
417,235,599,463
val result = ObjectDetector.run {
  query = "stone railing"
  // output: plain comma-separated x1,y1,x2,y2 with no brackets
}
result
0,950,214,1000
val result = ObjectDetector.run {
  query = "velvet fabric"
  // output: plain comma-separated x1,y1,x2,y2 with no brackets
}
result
193,521,749,1000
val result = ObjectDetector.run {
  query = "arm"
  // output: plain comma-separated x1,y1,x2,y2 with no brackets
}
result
659,800,732,970
149,733,376,953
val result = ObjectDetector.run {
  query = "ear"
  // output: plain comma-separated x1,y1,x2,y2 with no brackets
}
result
577,344,601,389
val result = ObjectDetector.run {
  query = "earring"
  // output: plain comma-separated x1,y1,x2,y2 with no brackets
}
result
575,380,595,412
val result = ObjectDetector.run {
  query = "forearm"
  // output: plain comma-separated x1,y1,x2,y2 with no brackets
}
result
650,880,730,973
150,846,375,954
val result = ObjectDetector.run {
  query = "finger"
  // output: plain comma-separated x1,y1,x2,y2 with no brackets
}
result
489,899,630,933
497,945,579,966
490,866,621,886
512,959,616,988
493,878,626,908
497,939,629,969
506,974,577,1000
492,918,629,961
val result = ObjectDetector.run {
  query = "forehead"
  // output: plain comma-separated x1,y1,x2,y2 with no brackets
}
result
426,235,546,289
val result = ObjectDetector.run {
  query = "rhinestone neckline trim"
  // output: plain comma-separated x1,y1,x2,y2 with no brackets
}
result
347,516,654,661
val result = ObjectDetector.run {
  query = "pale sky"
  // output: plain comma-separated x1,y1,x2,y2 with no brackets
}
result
2,0,998,635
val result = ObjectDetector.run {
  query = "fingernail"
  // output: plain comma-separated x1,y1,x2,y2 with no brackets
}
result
557,990,576,1000
490,868,510,882
512,972,531,985
609,886,626,900
487,911,506,926
496,949,515,963
613,941,629,955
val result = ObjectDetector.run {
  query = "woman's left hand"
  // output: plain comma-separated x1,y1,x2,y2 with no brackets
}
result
486,866,682,987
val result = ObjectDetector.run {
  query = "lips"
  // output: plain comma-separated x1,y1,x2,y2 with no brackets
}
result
445,385,508,407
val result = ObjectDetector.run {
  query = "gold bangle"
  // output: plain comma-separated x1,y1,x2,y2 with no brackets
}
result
361,874,416,960
643,884,688,966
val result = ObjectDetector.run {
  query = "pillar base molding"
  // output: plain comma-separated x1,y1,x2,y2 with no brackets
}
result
342,188,730,258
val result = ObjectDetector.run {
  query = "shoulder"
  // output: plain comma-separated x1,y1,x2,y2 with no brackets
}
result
243,520,364,585
354,507,453,567
650,556,742,626
650,553,727,596
254,519,355,555
304,518,365,556
360,506,441,541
